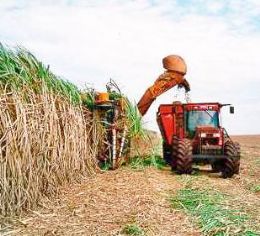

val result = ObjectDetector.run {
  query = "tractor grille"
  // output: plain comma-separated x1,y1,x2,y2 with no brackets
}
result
200,137,219,145
201,145,222,155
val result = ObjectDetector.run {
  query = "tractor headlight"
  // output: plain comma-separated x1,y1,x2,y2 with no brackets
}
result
200,133,206,138
213,133,220,137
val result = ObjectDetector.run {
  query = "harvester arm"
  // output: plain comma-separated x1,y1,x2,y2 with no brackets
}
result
137,71,190,116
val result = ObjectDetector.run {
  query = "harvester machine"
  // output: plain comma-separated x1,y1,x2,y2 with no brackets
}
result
93,80,128,170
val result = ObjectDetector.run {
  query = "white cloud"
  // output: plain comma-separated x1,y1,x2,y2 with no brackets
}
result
0,0,260,134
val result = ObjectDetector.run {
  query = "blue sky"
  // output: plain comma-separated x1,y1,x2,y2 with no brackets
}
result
1,0,260,134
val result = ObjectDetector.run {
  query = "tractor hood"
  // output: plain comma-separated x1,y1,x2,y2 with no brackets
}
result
195,126,222,139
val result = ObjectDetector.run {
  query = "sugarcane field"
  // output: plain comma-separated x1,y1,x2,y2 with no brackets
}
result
0,1,260,236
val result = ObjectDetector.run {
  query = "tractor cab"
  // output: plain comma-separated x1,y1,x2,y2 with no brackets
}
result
185,103,220,138
184,103,224,155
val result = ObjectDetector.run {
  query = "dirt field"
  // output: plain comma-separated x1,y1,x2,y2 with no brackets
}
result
1,135,260,236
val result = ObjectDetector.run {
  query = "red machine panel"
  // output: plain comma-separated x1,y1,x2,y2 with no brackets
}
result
157,104,184,145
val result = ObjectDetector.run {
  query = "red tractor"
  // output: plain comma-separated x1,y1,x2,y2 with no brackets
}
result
157,102,240,178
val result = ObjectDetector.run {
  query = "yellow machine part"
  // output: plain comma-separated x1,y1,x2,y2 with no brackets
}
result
95,92,110,104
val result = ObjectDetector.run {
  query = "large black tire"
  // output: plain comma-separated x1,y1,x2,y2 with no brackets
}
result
172,138,193,174
171,137,179,170
163,141,172,164
211,160,222,173
221,141,240,178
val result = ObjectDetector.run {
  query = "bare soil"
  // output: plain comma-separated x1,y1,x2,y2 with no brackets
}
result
2,135,260,235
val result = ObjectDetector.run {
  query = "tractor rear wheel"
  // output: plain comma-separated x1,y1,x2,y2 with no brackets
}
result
172,138,192,174
171,136,179,170
163,141,172,164
221,141,240,178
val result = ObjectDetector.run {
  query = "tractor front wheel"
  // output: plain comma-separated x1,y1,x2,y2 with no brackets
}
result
211,161,222,173
221,141,240,178
172,138,193,174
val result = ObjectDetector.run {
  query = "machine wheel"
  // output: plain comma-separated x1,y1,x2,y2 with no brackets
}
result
163,141,172,164
171,136,179,170
221,141,240,178
211,161,222,173
173,138,193,174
